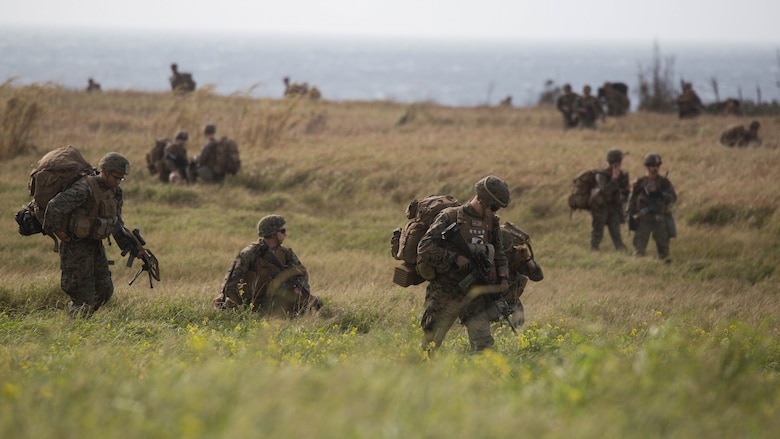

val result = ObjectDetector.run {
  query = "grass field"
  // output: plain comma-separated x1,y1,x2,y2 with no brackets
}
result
1,84,779,438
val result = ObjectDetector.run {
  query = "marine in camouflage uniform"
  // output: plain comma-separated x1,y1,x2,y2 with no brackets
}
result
556,84,579,129
213,215,322,317
720,121,761,148
677,82,703,119
169,63,196,92
490,226,544,327
590,149,630,252
575,85,605,129
627,153,677,262
599,82,630,116
43,153,137,317
189,124,225,183
86,78,101,92
417,176,511,354
162,131,189,184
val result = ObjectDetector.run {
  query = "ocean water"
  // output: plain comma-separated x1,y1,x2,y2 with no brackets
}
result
2,28,779,108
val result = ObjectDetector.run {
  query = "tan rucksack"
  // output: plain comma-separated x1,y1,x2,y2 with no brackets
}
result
145,138,168,175
213,136,241,175
16,146,96,249
568,169,602,212
391,194,460,287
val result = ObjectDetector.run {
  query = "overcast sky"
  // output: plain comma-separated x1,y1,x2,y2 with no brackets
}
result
3,0,779,44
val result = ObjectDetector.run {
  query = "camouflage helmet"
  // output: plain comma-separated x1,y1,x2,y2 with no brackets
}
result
203,124,216,135
562,83,572,92
98,152,130,175
175,131,188,141
257,214,285,238
749,120,760,130
583,85,592,94
500,228,514,252
643,153,662,167
475,175,510,209
606,149,624,164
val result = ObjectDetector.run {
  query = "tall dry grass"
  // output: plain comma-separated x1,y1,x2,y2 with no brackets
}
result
1,84,779,438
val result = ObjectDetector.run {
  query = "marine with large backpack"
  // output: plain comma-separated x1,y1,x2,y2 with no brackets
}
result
390,194,460,287
16,148,159,316
415,175,512,353
189,124,240,183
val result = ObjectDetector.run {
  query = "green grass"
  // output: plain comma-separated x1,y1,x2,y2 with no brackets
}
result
1,85,779,438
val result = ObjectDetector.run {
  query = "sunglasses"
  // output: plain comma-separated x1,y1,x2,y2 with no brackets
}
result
278,228,287,234
110,173,126,182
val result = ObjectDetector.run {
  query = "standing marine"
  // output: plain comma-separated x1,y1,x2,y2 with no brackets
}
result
43,152,141,317
417,175,511,354
590,149,630,252
556,83,579,129
677,82,703,119
627,153,677,263
575,85,605,129
213,215,322,316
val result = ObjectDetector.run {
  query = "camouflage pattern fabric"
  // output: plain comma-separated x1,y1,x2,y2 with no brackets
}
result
591,167,630,251
169,64,196,92
575,95,604,129
496,243,544,326
217,241,319,317
628,175,677,260
556,91,580,129
191,138,225,183
162,141,189,183
720,125,761,147
417,203,508,353
600,83,630,116
43,177,130,314
677,86,703,119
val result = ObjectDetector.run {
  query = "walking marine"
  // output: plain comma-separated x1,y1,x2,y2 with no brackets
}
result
42,152,144,317
417,176,512,354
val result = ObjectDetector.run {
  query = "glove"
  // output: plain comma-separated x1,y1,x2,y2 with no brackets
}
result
498,278,509,293
456,255,470,270
516,244,531,261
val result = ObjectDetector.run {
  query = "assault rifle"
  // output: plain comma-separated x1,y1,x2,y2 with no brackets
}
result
118,227,160,288
258,241,319,313
640,187,663,216
441,222,517,334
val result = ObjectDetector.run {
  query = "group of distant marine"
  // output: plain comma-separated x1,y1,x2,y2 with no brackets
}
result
86,63,322,100
86,64,765,149
548,81,763,148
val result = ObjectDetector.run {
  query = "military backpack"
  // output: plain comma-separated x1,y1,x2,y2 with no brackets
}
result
212,136,241,175
391,194,460,287
145,138,169,175
15,146,97,245
567,169,605,211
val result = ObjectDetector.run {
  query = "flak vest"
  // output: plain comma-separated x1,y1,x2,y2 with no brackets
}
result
68,176,118,240
443,206,499,282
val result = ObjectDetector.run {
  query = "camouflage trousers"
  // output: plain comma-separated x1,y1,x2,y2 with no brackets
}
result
591,205,627,250
633,214,671,260
421,278,494,353
59,239,113,313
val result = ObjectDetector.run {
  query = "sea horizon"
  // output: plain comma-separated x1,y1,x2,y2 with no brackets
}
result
2,26,779,108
